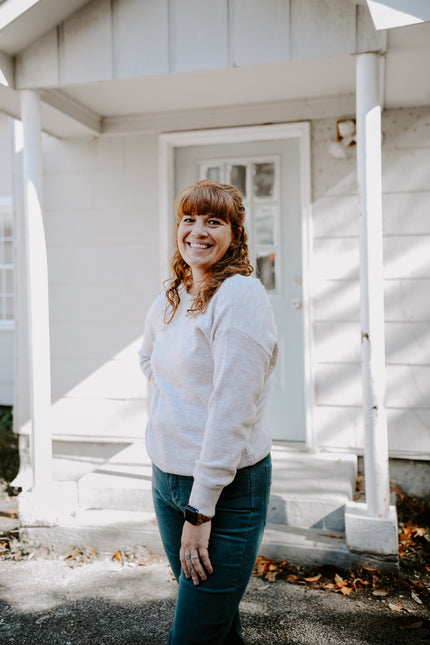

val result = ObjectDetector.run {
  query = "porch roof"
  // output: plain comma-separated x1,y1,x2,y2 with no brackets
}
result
0,0,429,138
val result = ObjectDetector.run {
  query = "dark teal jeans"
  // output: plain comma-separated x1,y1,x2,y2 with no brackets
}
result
152,454,272,645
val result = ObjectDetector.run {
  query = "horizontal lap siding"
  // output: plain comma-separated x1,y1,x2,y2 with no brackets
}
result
312,106,430,457
43,133,160,440
0,115,13,405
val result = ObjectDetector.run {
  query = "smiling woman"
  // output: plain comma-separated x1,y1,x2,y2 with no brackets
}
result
177,212,233,283
138,180,278,644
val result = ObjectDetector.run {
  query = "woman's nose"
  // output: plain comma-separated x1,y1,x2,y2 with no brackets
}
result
194,220,208,236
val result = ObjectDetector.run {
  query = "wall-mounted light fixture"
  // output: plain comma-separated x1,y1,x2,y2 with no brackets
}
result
329,118,356,159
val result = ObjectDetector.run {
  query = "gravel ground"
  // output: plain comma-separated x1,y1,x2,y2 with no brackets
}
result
0,553,429,645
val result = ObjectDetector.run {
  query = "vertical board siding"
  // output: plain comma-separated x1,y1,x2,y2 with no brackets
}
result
312,106,430,455
59,0,113,85
232,0,291,65
16,29,59,89
16,0,364,88
170,0,228,72
291,0,356,60
112,0,169,77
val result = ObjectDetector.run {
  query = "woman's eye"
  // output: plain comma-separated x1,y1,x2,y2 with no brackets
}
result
208,219,221,226
183,217,195,223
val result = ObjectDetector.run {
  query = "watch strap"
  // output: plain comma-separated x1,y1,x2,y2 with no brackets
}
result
184,504,212,525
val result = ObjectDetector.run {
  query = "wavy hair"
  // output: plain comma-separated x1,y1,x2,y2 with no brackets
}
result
164,180,253,323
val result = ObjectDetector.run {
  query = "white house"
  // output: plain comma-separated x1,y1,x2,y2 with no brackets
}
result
0,0,429,567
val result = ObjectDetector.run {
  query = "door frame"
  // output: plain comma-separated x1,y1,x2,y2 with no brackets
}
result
159,123,316,450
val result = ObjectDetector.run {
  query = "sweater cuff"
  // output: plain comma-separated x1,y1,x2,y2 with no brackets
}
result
188,482,222,518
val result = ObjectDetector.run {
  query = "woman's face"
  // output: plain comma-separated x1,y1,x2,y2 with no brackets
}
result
177,213,233,282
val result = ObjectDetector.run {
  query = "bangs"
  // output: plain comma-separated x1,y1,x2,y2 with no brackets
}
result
175,182,236,222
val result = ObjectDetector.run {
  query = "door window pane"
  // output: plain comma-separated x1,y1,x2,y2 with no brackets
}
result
229,165,246,197
254,204,275,245
253,162,275,198
206,166,221,181
5,295,13,320
256,252,276,291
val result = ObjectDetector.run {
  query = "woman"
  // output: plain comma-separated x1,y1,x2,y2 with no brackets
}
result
139,180,278,644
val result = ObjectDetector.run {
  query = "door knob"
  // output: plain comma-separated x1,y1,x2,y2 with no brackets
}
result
290,298,302,310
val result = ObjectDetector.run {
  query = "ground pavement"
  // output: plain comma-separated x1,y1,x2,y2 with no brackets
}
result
0,549,429,645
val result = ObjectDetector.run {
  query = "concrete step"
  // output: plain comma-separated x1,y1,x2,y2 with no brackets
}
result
76,442,357,531
19,508,356,569
77,441,153,511
269,446,357,531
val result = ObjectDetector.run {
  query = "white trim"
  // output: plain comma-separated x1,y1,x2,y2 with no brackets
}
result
41,90,102,136
159,123,315,449
105,94,355,137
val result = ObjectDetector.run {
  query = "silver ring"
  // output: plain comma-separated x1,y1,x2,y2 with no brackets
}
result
185,553,192,561
191,555,199,560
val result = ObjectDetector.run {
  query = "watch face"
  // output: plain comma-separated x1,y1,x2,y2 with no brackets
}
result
184,506,198,525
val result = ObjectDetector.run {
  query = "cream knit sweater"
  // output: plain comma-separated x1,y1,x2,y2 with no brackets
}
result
138,274,278,517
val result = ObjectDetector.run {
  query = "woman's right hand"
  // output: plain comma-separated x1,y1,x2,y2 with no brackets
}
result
180,520,213,585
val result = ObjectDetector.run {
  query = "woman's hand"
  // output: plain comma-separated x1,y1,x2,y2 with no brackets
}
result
180,521,213,585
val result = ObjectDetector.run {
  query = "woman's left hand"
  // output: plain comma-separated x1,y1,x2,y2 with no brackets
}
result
180,521,213,586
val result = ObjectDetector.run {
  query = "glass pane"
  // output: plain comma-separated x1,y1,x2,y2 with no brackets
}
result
229,165,246,197
253,162,275,198
206,166,221,181
5,295,13,320
256,252,276,291
254,205,275,245
5,269,13,293
3,213,12,238
3,241,12,264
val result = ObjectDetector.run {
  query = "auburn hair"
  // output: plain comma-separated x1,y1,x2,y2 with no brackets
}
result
164,180,253,323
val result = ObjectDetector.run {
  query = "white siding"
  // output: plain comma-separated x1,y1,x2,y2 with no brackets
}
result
43,132,160,440
8,99,429,459
16,0,363,89
312,106,430,457
0,115,14,405
112,0,169,77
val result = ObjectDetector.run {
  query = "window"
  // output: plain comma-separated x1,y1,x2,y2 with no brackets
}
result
199,156,280,292
0,197,13,324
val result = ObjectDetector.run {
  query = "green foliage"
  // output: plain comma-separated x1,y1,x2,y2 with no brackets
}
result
0,406,19,483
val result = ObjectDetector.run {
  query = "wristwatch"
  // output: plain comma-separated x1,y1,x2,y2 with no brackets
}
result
184,504,212,525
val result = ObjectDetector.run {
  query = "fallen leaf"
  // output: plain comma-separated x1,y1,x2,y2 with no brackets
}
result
286,574,298,582
303,574,322,583
388,603,403,612
372,589,388,597
319,533,343,539
339,586,353,595
334,573,348,588
411,591,422,605
413,527,427,537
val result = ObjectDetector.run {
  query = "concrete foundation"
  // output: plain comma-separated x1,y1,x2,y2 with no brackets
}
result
344,501,398,557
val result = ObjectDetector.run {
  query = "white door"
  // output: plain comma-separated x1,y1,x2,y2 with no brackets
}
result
175,138,305,441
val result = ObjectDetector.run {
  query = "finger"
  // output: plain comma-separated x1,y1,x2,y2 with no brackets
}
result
185,557,199,586
189,554,207,582
198,547,213,575
180,551,191,579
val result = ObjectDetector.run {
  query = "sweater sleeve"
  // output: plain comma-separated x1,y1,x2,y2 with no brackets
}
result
138,295,164,382
188,278,278,517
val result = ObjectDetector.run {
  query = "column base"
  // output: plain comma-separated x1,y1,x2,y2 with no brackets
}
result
345,501,398,556
18,482,78,527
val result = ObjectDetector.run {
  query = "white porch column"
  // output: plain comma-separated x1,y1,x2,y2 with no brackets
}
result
344,53,398,561
356,53,390,519
20,89,52,493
